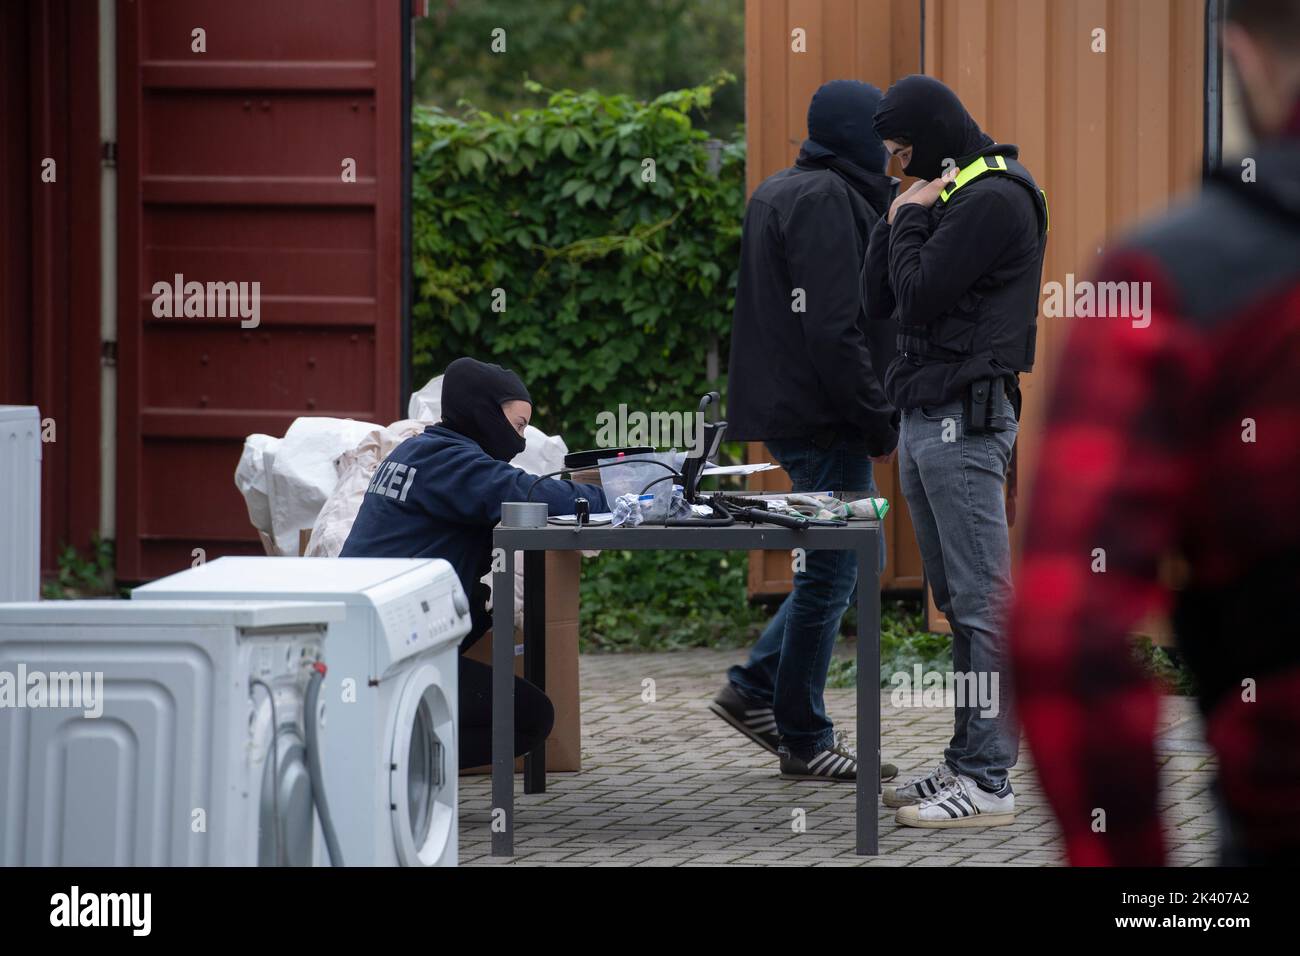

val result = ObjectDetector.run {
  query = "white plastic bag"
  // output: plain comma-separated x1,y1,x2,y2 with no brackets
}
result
407,374,443,423
304,419,427,558
234,434,280,543
266,417,375,556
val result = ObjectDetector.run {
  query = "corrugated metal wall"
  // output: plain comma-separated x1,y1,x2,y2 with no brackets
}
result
923,0,1206,538
743,0,926,595
0,0,103,574
742,0,1207,602
114,0,404,580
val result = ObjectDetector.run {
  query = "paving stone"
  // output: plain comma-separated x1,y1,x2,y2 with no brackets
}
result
458,650,1218,867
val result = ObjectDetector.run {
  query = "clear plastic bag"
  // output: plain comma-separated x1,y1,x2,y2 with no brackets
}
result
610,492,646,528
598,452,678,521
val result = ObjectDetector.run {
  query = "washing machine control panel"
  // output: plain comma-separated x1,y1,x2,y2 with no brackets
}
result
373,571,471,666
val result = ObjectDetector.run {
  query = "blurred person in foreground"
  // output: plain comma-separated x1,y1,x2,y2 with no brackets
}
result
1008,0,1300,865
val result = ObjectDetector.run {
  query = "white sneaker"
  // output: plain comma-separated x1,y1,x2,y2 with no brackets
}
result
894,773,1016,828
882,763,956,808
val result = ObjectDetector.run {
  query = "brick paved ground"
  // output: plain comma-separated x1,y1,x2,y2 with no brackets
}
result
459,646,1219,866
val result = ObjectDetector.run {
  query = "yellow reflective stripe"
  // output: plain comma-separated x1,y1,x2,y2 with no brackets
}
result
1041,188,1050,232
938,154,1007,202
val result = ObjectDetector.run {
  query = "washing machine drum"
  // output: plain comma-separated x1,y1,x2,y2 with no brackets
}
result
390,664,456,866
259,727,315,867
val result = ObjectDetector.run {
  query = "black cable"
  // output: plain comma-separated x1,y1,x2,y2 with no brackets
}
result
250,678,283,867
524,458,679,503
637,473,678,497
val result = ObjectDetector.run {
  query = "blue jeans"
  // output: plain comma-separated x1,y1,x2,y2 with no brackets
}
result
728,437,883,759
897,394,1019,790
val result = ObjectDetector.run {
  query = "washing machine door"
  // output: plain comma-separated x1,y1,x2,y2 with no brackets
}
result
389,663,455,866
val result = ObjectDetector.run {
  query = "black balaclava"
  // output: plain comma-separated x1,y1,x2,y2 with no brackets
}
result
804,79,889,174
439,357,532,462
872,75,994,181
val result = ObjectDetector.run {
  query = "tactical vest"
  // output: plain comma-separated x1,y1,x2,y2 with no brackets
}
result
896,154,1050,371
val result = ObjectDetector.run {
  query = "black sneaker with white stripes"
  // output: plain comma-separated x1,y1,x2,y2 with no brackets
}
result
709,682,779,754
779,731,896,782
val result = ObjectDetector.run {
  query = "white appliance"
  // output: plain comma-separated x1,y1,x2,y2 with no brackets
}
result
0,406,41,602
134,557,470,866
0,599,343,866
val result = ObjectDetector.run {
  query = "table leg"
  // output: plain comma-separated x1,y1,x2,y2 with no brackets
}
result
491,546,516,856
856,535,881,855
523,550,547,794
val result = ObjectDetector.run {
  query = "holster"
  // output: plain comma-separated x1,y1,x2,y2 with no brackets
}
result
964,377,1008,434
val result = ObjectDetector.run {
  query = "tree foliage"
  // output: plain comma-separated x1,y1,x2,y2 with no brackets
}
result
416,0,745,138
411,77,745,449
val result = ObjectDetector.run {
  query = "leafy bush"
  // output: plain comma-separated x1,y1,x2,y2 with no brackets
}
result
580,550,765,652
410,77,745,449
826,600,950,688
42,535,120,600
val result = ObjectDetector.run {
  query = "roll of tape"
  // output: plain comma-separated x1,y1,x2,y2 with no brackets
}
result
501,501,548,528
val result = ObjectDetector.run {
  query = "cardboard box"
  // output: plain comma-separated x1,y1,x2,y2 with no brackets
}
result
461,549,583,773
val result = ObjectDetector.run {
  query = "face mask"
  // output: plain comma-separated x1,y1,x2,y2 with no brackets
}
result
872,75,993,181
439,358,532,462
805,79,889,174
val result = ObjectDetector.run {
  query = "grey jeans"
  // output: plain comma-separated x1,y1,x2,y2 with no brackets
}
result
897,394,1019,790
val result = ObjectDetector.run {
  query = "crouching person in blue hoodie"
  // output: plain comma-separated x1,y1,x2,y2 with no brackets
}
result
341,357,607,769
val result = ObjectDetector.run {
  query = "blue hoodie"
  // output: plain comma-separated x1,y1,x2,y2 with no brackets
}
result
340,424,606,643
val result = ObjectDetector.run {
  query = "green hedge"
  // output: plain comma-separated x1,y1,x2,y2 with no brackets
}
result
410,77,745,449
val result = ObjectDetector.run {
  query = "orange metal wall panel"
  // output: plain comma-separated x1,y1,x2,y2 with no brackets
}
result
742,0,924,597
923,0,1206,556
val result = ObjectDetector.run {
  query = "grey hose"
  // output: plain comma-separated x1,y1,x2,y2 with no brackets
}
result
249,678,284,866
305,664,345,866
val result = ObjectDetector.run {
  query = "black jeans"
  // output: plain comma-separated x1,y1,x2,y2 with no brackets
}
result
457,654,555,770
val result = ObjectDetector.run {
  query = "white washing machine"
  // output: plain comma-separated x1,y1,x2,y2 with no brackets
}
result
0,600,343,866
134,557,469,866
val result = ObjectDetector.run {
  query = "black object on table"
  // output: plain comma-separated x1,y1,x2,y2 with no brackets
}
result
489,520,882,857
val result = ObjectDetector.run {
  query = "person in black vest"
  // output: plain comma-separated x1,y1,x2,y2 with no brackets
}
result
341,357,606,769
862,75,1048,827
714,80,901,783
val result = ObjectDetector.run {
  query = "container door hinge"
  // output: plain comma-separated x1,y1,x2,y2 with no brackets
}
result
101,140,117,167
101,340,117,367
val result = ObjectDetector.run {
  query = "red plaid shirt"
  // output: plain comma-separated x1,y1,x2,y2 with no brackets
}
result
1008,136,1300,865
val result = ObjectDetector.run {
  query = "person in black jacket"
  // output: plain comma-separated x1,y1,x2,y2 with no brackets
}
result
341,357,606,769
713,80,901,783
863,76,1048,828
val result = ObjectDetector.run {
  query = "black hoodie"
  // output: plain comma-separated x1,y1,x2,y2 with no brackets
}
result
341,357,605,648
726,80,900,452
872,74,993,180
